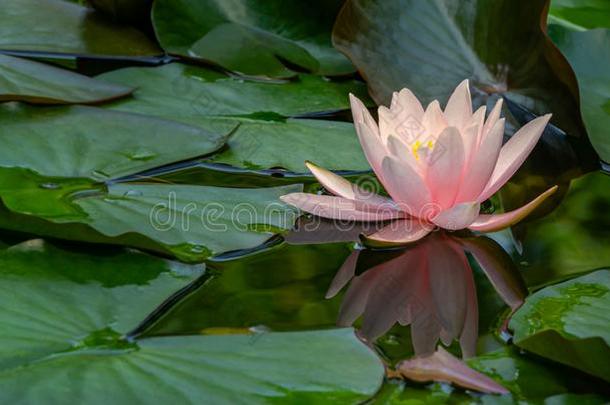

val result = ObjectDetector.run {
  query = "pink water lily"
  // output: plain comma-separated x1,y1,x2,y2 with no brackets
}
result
281,80,558,244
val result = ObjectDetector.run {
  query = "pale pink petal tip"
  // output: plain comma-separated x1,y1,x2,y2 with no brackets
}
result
468,185,558,233
280,193,403,222
362,218,432,247
395,347,509,394
433,202,481,230
478,114,552,202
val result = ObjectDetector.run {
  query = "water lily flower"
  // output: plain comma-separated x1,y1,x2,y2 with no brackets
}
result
281,80,558,244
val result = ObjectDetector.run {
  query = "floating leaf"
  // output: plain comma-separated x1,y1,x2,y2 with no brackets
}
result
549,0,610,30
0,0,161,57
0,104,299,261
510,270,610,382
0,240,384,403
332,0,585,138
98,63,370,172
152,0,353,77
0,55,133,104
549,26,610,163
0,104,224,181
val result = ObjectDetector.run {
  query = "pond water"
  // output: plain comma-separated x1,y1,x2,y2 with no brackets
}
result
126,170,610,402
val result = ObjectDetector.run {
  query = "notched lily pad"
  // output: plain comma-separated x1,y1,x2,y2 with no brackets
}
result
0,240,384,403
0,104,300,261
98,63,370,172
509,269,610,382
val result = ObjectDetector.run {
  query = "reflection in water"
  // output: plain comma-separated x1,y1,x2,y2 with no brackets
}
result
325,231,527,359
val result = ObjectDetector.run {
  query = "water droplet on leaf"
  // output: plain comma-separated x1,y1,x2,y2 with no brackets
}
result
125,149,157,161
39,182,60,190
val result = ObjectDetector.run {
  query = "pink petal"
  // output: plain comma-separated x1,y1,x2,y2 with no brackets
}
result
355,122,387,182
444,79,472,129
481,98,503,143
468,185,558,232
326,250,360,299
363,218,432,246
460,266,479,358
426,127,466,209
478,114,551,202
280,193,404,222
458,236,527,311
361,252,421,340
396,347,509,394
380,156,432,216
427,238,469,343
422,100,447,138
433,202,481,230
386,134,424,175
382,88,426,145
349,93,379,136
455,118,505,203
412,312,442,356
305,161,394,209
393,88,425,120
337,269,380,326
462,107,485,164
285,217,386,245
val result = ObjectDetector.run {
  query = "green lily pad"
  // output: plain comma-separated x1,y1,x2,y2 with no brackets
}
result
332,0,585,138
0,104,300,261
0,240,384,404
549,26,610,163
0,54,133,104
152,0,353,77
0,0,161,57
98,63,370,172
549,0,610,30
510,270,610,382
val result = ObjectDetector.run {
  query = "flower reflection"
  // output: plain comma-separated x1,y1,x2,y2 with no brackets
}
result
285,219,526,393
325,231,527,359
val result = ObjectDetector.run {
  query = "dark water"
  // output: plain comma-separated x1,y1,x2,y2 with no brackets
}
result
129,171,610,401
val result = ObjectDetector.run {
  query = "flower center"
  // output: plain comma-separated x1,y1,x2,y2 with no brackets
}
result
412,140,434,161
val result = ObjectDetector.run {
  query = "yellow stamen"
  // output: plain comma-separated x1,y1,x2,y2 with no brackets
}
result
412,140,422,160
411,140,435,161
